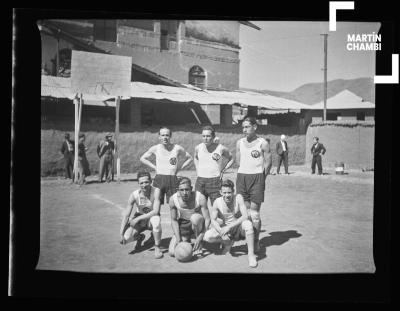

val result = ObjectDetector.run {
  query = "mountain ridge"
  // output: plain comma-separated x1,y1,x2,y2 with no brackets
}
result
240,77,375,105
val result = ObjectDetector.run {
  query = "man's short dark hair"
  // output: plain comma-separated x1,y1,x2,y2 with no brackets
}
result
202,125,215,137
243,116,257,126
159,127,172,136
137,171,151,181
221,179,235,191
314,137,319,141
65,133,70,138
178,177,192,187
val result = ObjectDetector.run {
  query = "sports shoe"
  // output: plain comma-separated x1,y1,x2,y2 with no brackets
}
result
248,255,258,268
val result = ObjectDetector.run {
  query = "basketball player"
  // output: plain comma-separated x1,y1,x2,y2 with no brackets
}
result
140,127,193,205
120,171,163,259
194,125,233,206
203,179,257,268
236,117,272,253
168,177,210,256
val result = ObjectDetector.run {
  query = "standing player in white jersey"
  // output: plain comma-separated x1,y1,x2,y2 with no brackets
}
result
168,177,210,256
236,117,272,253
203,179,258,267
194,126,233,207
140,127,193,206
120,171,163,259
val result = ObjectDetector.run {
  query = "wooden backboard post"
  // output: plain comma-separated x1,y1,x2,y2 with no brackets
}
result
115,96,120,183
73,95,79,183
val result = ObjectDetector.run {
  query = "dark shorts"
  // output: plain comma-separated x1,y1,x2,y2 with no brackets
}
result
236,173,266,205
153,174,178,204
130,212,150,232
178,218,194,240
228,225,246,241
195,177,221,205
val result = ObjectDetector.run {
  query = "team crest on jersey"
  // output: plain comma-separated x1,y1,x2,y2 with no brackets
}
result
142,206,151,214
212,153,221,161
251,150,261,158
169,157,177,165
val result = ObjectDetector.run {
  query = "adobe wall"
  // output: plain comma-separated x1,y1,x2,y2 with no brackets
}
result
306,122,375,170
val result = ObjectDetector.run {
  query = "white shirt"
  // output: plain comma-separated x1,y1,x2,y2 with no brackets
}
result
214,196,240,226
197,143,223,178
281,141,286,152
155,144,180,175
237,137,266,174
128,186,156,215
66,140,72,152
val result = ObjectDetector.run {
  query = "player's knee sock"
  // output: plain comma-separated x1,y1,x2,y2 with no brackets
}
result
242,220,255,255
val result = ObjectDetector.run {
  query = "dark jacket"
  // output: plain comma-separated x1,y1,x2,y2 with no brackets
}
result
78,142,90,176
311,142,326,156
60,140,74,157
276,141,288,156
97,140,115,158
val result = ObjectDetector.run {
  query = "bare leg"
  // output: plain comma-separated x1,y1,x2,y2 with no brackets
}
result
191,214,205,254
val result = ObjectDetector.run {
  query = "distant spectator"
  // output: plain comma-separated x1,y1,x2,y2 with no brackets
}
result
97,133,115,183
276,134,289,174
77,133,90,185
60,133,74,180
311,137,326,175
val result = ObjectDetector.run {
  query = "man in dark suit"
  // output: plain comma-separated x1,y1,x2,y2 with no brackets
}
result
60,133,74,180
311,137,326,175
276,134,289,174
97,133,115,183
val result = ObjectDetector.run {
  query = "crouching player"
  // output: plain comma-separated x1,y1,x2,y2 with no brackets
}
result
168,177,210,256
203,179,258,268
120,171,163,259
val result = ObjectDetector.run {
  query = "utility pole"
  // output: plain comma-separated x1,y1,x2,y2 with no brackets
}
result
321,34,328,121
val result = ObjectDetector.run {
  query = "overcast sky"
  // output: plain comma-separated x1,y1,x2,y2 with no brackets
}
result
239,21,381,92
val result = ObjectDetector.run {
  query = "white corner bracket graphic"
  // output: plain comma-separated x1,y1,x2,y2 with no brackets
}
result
374,54,399,84
329,1,355,31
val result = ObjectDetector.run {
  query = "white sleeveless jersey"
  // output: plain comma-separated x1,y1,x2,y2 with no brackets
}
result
237,137,266,174
214,196,241,226
197,143,223,178
155,144,180,175
172,191,202,220
129,186,156,214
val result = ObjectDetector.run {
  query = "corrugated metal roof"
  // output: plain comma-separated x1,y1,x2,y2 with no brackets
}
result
307,90,375,110
41,75,309,110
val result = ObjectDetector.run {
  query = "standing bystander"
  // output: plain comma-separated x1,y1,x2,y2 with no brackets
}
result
77,133,90,185
276,134,289,174
97,133,115,183
311,137,326,175
60,133,74,180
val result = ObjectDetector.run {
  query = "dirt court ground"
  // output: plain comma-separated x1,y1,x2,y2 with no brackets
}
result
37,165,375,273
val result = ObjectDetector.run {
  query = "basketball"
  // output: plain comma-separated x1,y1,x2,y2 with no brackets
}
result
174,242,193,262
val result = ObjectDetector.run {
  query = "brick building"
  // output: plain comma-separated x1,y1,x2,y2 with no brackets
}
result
39,19,260,127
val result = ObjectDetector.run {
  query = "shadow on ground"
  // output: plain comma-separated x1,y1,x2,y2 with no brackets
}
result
230,230,302,261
